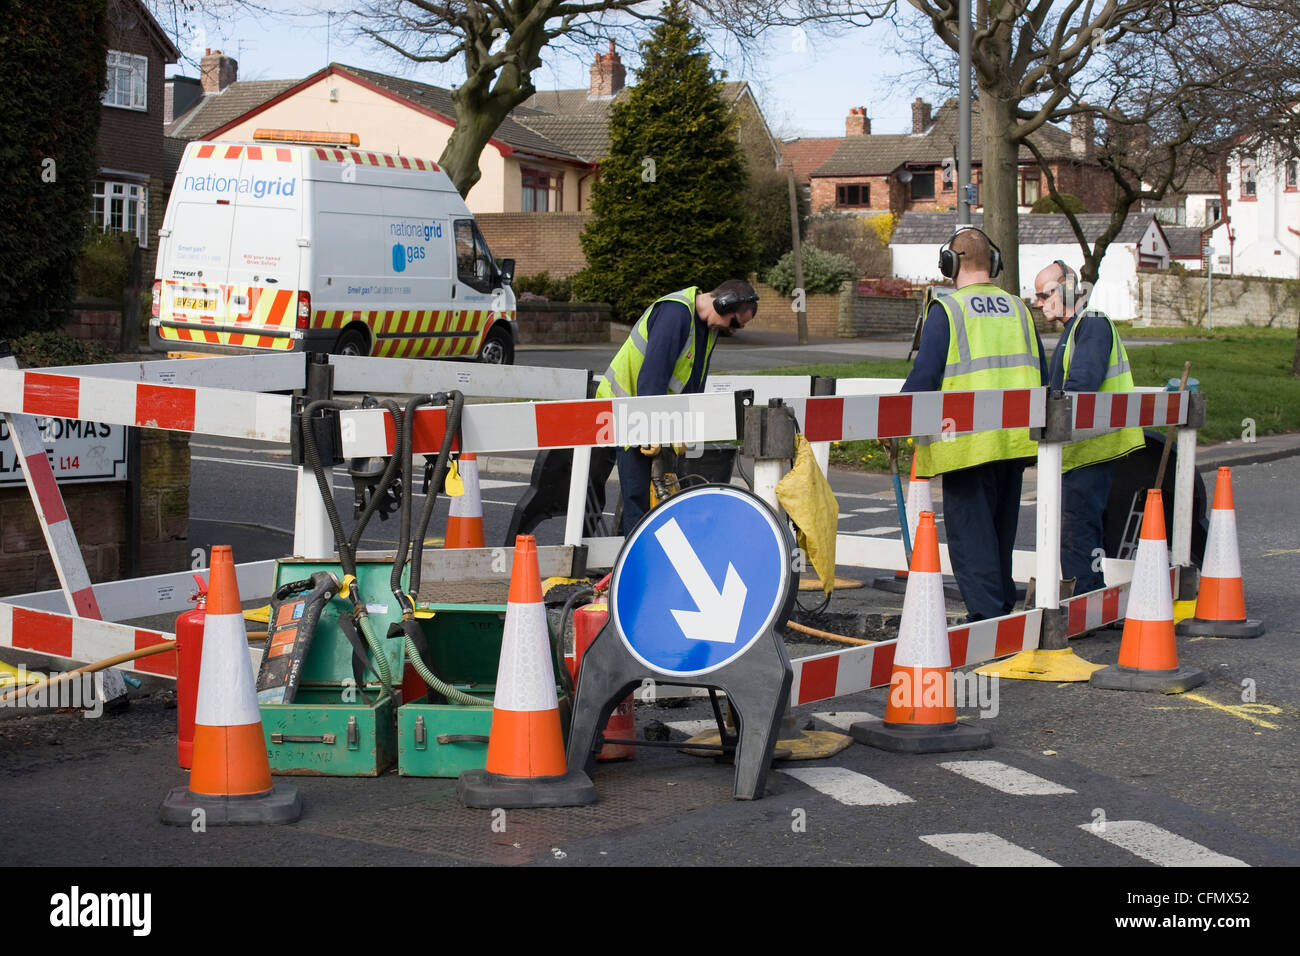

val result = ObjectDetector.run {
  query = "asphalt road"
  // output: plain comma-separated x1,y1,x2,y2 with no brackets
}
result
0,340,1294,885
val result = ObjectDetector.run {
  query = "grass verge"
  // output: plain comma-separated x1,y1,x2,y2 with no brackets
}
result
757,329,1300,468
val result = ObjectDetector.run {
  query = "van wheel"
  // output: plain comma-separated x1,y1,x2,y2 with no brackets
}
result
334,329,369,357
478,326,514,365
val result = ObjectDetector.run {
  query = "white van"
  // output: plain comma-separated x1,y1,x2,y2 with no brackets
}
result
151,133,518,363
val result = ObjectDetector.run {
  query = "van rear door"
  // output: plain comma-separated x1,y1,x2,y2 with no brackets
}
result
155,143,304,352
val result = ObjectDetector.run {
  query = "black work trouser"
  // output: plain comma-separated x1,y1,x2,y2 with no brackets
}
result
942,459,1025,622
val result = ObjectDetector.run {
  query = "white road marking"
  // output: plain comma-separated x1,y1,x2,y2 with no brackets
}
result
1079,820,1249,867
663,719,718,737
478,478,526,490
921,832,1060,867
780,767,914,806
939,760,1077,796
811,710,878,731
857,525,905,535
853,507,892,514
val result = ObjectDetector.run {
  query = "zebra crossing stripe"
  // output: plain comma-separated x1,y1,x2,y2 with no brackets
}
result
779,767,914,806
939,760,1077,796
1079,820,1248,867
812,711,879,731
920,832,1060,867
663,719,717,737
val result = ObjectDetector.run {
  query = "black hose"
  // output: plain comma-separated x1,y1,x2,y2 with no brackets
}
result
553,584,595,702
408,391,463,600
351,399,404,563
301,398,361,577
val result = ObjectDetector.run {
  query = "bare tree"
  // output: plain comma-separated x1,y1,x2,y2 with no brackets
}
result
895,1,1300,293
1026,2,1300,289
351,0,893,197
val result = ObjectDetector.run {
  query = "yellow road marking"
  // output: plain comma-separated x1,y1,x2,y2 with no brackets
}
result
1262,548,1300,557
1159,693,1284,730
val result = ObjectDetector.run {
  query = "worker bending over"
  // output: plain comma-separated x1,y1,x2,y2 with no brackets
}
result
596,280,759,532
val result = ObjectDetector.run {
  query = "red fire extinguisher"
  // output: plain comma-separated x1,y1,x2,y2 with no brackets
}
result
175,574,207,769
569,598,636,761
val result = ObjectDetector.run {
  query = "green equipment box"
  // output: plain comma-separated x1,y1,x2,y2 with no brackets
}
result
397,602,572,778
259,559,408,777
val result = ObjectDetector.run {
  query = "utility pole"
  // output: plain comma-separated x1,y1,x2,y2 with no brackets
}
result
786,162,808,345
958,0,972,225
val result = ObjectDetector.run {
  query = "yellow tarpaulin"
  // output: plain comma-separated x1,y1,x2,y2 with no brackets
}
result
775,434,839,596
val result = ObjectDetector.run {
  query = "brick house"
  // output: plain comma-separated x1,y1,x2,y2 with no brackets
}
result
796,97,1114,220
94,0,181,281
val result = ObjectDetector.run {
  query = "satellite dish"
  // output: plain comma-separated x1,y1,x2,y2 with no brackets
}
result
897,169,914,183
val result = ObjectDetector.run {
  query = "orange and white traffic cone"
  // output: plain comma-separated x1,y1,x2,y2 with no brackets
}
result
874,458,935,593
1176,468,1264,638
1091,490,1207,694
161,546,301,824
443,453,486,549
458,535,596,807
852,512,993,753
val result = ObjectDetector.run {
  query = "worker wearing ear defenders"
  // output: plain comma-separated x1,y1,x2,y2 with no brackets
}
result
1035,260,1144,593
595,279,759,532
903,225,1048,622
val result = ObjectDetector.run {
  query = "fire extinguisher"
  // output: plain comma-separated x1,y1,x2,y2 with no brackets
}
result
568,590,635,761
175,574,207,769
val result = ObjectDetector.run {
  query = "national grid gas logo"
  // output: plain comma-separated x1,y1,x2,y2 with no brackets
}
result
390,220,442,273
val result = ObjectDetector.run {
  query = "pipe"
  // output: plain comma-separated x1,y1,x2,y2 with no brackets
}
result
0,641,175,706
784,620,876,646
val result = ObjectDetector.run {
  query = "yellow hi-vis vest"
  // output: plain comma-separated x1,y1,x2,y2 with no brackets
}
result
595,287,716,399
1060,311,1146,473
914,284,1043,478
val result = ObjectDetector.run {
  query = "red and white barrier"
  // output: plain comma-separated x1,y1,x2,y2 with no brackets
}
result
1072,391,1186,431
789,610,1042,706
0,603,175,678
1062,586,1128,638
794,388,1046,442
339,391,741,457
0,369,293,443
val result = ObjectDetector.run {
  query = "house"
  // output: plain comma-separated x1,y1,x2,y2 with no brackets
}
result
94,0,181,281
163,43,780,277
166,56,593,215
792,98,1115,220
1207,142,1300,278
890,211,1171,321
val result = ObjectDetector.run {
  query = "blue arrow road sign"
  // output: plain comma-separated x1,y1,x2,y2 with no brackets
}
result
611,486,790,677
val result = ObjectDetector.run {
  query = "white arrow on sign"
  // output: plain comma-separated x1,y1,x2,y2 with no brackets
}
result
654,517,747,644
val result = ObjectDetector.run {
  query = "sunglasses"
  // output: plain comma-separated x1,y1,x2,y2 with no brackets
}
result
1033,288,1056,303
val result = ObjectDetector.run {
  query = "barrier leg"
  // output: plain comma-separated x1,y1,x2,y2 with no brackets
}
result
565,446,591,547
981,395,1101,682
1172,425,1198,603
293,466,334,560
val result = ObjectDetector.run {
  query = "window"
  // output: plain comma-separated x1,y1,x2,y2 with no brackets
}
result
1287,160,1298,190
454,219,496,292
1241,158,1257,198
521,167,562,211
1205,198,1222,224
836,183,869,207
1019,171,1041,206
91,180,148,247
910,171,935,200
103,51,147,111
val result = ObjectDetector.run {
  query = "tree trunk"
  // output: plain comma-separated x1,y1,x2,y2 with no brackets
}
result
979,91,1021,294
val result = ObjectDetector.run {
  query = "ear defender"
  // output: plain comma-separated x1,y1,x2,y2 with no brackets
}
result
939,226,1003,279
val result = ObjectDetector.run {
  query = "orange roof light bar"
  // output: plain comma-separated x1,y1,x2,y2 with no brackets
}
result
253,129,360,147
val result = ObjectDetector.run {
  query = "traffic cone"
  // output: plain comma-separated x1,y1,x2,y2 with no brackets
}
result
458,535,596,807
851,512,993,753
161,546,301,825
444,453,486,549
1176,468,1264,638
1091,491,1207,694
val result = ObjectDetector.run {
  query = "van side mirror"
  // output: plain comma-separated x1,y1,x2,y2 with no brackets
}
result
499,258,515,285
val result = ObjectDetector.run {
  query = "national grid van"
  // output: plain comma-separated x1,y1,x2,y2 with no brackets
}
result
151,132,518,363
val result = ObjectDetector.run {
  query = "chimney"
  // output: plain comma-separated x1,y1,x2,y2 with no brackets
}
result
912,98,932,134
589,40,625,99
165,75,203,125
845,107,871,136
1071,107,1095,160
200,49,238,95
